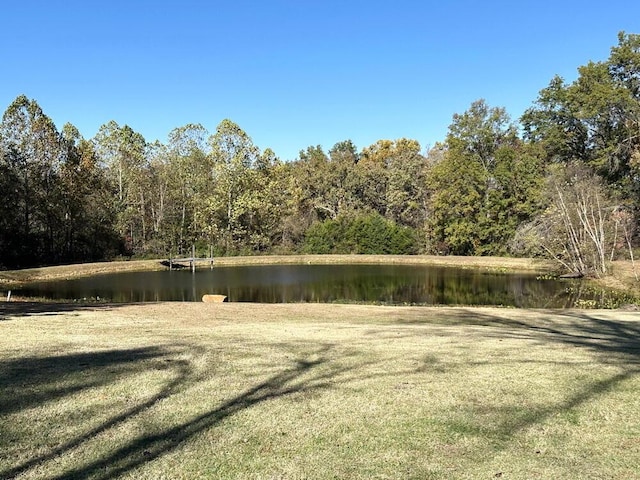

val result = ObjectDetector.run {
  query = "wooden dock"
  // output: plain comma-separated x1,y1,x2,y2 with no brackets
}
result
167,246,214,272
167,257,214,272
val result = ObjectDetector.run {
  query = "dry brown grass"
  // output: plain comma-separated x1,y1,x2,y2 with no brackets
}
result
0,259,164,286
1,302,639,479
599,260,640,296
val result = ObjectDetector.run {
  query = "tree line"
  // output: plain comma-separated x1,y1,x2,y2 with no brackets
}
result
1,33,639,276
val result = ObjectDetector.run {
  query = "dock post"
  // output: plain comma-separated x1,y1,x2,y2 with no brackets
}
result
191,245,196,273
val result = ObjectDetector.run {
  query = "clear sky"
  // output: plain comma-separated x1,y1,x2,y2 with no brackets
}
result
1,1,638,160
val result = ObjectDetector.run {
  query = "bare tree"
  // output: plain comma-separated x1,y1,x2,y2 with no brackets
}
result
514,164,631,277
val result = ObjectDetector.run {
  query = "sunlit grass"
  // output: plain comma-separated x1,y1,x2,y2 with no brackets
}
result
1,302,639,479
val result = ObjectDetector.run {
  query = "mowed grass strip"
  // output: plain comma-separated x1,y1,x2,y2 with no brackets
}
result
1,302,639,479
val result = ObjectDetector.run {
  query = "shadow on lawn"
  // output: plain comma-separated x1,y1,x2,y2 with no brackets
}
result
0,341,340,480
2,307,639,479
395,308,640,360
0,346,187,417
0,301,129,321
0,345,194,479
397,308,640,466
482,308,640,360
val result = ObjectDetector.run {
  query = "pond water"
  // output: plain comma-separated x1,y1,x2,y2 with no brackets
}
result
10,263,601,308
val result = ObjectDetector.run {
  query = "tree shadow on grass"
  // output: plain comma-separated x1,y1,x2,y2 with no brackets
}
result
0,340,344,480
3,306,639,479
394,308,640,472
0,346,188,416
0,301,131,321
476,308,640,361
394,308,640,361
47,348,339,480
0,345,194,479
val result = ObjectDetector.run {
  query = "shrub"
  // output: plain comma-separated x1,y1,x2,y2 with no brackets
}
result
303,213,419,255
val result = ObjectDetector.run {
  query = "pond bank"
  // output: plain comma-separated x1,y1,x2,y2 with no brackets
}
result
1,254,638,300
0,255,551,286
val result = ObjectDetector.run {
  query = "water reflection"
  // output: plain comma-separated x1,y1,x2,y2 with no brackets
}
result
11,264,599,308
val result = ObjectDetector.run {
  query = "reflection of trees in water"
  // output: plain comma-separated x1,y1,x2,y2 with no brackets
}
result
235,270,568,307
417,273,556,307
16,266,631,307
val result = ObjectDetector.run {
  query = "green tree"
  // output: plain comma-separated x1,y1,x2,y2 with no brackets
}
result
426,147,486,254
277,160,316,250
426,100,544,255
59,123,121,261
521,75,588,163
293,141,361,223
0,144,23,267
327,140,362,215
359,138,429,227
522,32,640,196
384,139,428,228
93,121,148,254
357,140,391,216
0,95,65,265
164,123,212,256
294,145,333,221
479,143,545,254
142,141,172,255
204,119,259,254
244,148,292,252
0,95,121,267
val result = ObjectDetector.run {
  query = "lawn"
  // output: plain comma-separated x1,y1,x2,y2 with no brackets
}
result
1,302,639,479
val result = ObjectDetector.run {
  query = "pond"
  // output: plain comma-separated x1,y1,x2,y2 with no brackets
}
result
9,263,609,308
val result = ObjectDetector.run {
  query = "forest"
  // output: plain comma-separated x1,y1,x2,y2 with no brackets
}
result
1,33,639,277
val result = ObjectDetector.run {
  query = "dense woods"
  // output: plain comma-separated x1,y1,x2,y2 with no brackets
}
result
1,33,639,276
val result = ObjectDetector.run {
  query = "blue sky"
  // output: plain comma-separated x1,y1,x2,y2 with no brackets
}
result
1,1,638,160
